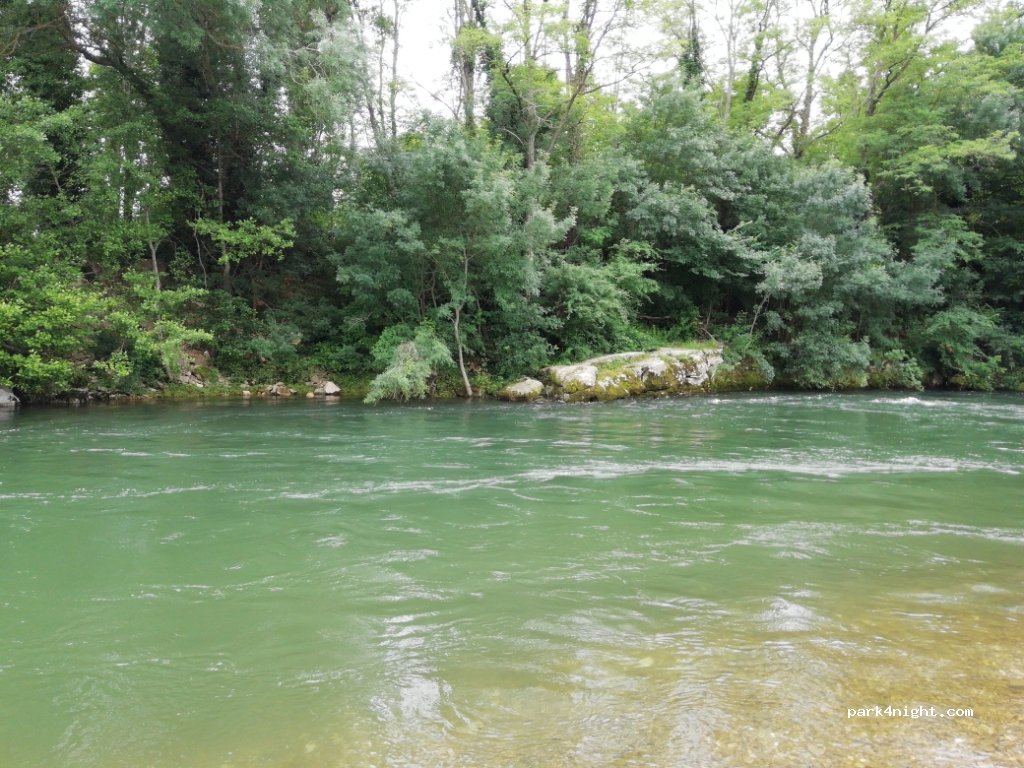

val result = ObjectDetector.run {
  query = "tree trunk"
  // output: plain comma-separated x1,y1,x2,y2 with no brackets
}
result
389,0,400,138
145,212,161,291
453,252,473,398
524,100,538,169
453,304,473,398
217,141,232,293
455,0,477,130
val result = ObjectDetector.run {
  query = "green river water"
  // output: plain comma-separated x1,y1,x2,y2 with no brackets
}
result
1,393,1022,768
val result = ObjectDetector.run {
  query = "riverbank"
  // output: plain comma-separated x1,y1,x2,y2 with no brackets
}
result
16,370,1022,408
9,350,774,407
9,344,1021,408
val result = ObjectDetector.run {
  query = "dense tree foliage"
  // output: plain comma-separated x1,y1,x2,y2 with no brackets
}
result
1,0,1021,400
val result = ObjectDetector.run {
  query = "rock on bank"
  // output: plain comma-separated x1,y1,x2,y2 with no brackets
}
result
499,347,724,402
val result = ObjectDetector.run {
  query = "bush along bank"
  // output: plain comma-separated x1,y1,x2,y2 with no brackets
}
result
16,337,1024,408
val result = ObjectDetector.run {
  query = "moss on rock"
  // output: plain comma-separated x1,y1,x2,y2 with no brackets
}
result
543,347,724,402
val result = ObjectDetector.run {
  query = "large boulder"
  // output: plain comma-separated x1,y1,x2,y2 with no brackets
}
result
545,363,598,394
322,381,341,396
497,377,545,402
542,347,724,402
0,387,19,407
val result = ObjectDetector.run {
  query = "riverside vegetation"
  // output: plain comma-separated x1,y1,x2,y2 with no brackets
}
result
2,0,1024,403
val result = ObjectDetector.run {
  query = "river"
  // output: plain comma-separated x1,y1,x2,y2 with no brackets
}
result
1,393,1022,767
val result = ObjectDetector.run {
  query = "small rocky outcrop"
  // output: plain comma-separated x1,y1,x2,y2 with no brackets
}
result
310,379,342,397
55,388,92,406
267,382,293,397
174,347,216,388
497,377,545,402
176,371,206,388
541,347,723,402
0,387,19,407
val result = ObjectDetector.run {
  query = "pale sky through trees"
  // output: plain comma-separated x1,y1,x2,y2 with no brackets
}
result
390,0,985,127
396,1,456,112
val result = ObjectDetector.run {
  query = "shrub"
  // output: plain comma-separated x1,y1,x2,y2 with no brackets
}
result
364,324,454,403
